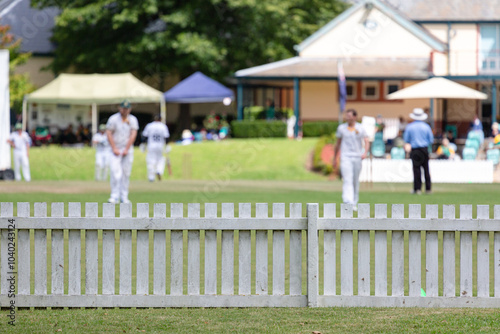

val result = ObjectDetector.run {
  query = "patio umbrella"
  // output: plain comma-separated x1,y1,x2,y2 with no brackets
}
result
386,77,487,131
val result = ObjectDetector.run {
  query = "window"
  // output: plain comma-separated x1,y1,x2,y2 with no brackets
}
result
385,81,401,98
346,81,357,100
479,24,500,73
362,81,379,100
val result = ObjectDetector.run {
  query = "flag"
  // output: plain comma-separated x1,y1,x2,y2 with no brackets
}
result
337,61,347,114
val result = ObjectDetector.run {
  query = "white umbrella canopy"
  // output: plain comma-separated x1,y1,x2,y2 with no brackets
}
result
386,77,487,100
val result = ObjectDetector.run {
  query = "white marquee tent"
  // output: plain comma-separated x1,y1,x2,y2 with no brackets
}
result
23,73,166,134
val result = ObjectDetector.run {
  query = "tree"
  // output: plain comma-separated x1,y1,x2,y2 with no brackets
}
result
0,24,36,113
31,0,348,88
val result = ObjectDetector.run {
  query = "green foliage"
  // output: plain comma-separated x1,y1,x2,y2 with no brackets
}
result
243,106,265,120
312,134,336,175
0,24,36,113
31,0,348,85
303,121,339,137
230,120,286,138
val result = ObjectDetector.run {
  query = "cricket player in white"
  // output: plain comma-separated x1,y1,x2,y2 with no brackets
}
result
106,100,138,204
7,123,31,181
92,124,110,181
142,115,170,181
333,109,369,210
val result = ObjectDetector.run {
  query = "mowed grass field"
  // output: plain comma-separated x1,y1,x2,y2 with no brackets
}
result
2,140,500,333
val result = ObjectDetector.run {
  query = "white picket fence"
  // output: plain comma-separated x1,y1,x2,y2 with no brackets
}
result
1,202,500,308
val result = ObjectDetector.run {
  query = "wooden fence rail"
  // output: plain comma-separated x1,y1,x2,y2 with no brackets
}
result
1,202,500,308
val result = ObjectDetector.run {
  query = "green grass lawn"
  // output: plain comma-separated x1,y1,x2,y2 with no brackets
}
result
2,140,500,333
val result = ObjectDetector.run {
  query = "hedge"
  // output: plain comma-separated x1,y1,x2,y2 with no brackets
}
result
302,121,339,137
230,120,286,138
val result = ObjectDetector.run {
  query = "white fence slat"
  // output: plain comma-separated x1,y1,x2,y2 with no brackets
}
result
272,203,285,295
255,203,268,295
307,203,319,307
50,203,64,295
68,202,82,295
204,203,217,295
340,204,353,296
476,205,490,298
323,203,336,296
1,203,14,295
408,204,421,297
239,203,252,295
119,203,132,295
102,203,116,295
153,204,166,295
17,203,30,295
187,203,200,295
136,203,150,295
289,203,302,296
221,203,235,295
442,205,456,297
170,203,183,296
85,203,99,295
425,205,439,297
495,205,500,297
374,204,387,296
34,203,47,295
460,205,473,297
391,204,404,297
358,203,371,296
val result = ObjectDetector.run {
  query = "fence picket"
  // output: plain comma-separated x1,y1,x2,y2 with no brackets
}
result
102,203,116,295
187,203,200,295
323,203,336,296
239,203,252,295
255,203,268,295
17,203,30,295
68,202,82,295
391,204,404,297
442,205,456,297
307,203,319,307
34,203,47,295
204,203,217,295
272,203,285,295
119,203,132,295
1,203,14,295
51,203,64,295
221,203,234,295
425,205,439,297
495,205,500,298
85,203,99,295
358,203,370,296
136,203,150,295
460,205,473,297
477,205,490,298
408,204,421,297
289,203,302,296
170,203,183,295
340,204,354,296
374,204,387,296
153,204,167,295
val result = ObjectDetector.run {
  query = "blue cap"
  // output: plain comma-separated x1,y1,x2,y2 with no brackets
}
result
120,99,131,109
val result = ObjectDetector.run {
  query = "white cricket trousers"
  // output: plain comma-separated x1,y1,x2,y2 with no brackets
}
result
95,151,109,181
340,157,362,205
109,152,134,202
13,151,30,181
146,149,165,181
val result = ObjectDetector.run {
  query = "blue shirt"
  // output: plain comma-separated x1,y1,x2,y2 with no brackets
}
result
403,121,433,149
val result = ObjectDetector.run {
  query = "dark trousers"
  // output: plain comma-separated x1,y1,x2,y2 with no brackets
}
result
410,147,431,192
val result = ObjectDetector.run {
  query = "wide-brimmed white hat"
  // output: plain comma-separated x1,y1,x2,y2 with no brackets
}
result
409,108,428,121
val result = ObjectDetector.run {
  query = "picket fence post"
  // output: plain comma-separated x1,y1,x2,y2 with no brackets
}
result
307,203,318,307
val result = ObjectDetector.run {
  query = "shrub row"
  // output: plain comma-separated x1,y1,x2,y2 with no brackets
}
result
230,120,286,138
302,121,339,137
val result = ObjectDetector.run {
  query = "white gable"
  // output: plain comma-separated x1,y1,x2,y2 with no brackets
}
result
299,6,434,59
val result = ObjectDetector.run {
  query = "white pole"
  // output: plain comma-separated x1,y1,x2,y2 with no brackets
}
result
91,103,98,135
22,97,27,131
160,96,166,123
0,50,11,171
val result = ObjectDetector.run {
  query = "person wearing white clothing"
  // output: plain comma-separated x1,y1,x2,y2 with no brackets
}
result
7,123,31,182
92,124,110,181
106,100,139,204
142,115,170,181
332,109,369,210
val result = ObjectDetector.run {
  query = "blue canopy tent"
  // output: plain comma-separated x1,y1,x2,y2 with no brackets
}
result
164,71,234,103
164,71,234,134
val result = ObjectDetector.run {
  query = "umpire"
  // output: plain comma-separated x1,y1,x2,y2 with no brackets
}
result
403,108,434,194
